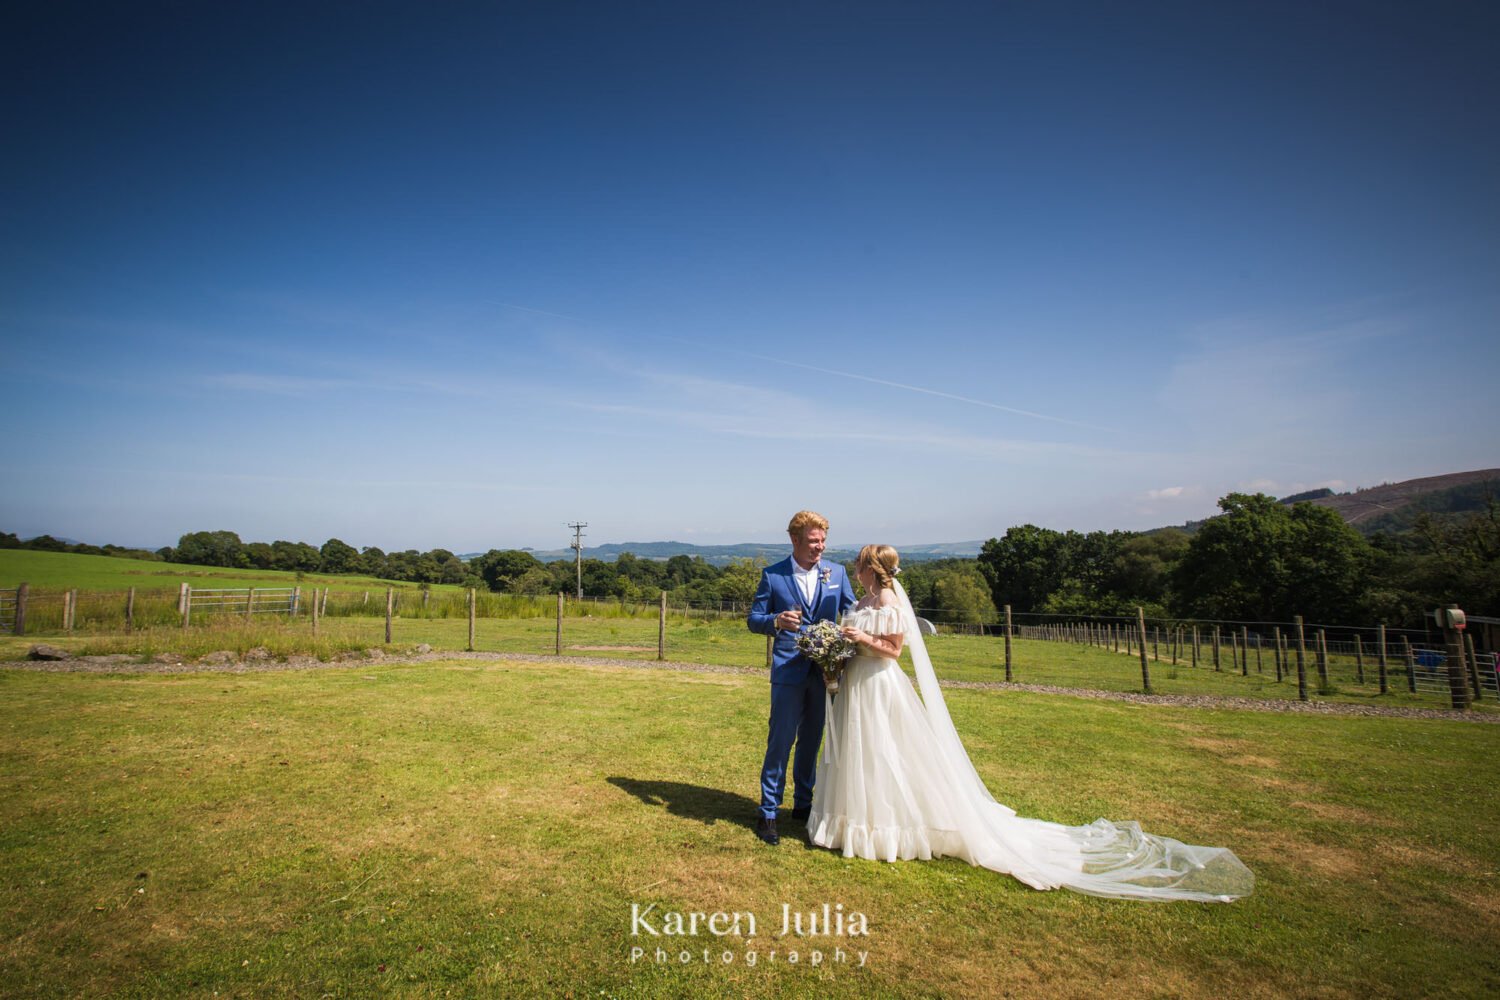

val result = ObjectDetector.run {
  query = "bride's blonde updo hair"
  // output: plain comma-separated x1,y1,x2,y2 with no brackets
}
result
856,544,901,592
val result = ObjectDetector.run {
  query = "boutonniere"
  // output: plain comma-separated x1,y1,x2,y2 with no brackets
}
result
819,566,833,586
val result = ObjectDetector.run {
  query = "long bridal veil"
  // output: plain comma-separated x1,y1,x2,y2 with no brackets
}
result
892,581,1254,902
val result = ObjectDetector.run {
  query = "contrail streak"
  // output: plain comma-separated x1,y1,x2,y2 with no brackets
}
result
667,339,1113,432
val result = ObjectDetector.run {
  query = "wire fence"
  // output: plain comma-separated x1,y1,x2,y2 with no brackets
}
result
3,581,1495,710
0,587,16,634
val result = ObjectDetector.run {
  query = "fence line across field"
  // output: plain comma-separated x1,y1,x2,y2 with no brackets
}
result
5,579,1495,710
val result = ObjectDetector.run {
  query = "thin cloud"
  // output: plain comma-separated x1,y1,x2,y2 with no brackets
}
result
660,338,1115,433
481,298,590,324
205,374,358,396
568,399,1148,462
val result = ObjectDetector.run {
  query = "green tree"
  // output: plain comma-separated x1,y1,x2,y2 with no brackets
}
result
715,557,765,605
977,525,1071,612
360,546,389,578
245,542,275,569
1172,493,1372,622
176,530,249,568
319,538,360,574
929,568,998,625
270,540,321,573
474,549,544,593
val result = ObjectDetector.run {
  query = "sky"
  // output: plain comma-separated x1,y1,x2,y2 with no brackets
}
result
2,1,1497,554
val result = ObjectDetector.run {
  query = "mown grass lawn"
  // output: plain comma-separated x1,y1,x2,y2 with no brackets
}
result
1,656,1496,998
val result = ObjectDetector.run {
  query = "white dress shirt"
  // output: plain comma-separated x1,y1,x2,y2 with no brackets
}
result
792,559,819,605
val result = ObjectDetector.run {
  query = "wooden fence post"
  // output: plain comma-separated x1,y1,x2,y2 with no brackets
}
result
321,588,329,616
180,583,191,629
63,589,74,633
1231,630,1240,676
1443,626,1470,710
556,592,564,655
658,592,667,661
1212,629,1221,671
1275,630,1285,683
1353,635,1365,684
1316,629,1331,691
1137,607,1152,694
1240,626,1250,675
1191,627,1199,669
384,588,393,644
125,587,136,632
1403,637,1417,693
1294,615,1309,702
246,587,255,619
1255,636,1262,674
467,588,476,652
292,585,302,617
311,586,320,636
1377,624,1389,695
1004,605,1013,682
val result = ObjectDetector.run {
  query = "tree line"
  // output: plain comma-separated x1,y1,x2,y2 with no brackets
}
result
975,492,1499,628
5,489,1494,627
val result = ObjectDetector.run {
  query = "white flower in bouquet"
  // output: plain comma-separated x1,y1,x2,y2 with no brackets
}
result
795,619,856,693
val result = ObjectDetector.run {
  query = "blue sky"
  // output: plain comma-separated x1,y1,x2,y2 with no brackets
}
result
3,1,1497,553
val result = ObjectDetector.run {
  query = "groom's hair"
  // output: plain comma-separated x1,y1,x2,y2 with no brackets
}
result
787,510,829,536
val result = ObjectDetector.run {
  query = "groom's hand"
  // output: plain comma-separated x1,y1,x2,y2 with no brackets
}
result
775,610,802,631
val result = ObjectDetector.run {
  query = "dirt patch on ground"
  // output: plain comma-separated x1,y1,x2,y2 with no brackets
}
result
1287,800,1390,826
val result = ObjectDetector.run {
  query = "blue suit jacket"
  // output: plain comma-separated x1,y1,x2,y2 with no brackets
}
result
747,556,858,686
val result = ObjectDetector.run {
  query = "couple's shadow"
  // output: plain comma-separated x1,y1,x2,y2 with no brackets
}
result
609,777,818,844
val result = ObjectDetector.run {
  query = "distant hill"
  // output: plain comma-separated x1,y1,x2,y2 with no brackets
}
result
464,540,986,566
1298,469,1500,531
1147,469,1500,538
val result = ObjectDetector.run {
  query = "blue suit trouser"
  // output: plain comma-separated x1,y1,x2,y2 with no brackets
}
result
759,677,826,820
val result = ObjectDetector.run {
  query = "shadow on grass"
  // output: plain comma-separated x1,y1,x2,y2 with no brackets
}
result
607,777,761,831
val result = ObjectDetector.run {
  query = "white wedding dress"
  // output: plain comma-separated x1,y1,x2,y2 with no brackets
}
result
808,584,1254,902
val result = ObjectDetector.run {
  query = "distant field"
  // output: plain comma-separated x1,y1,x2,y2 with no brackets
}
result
4,550,1496,713
0,549,450,594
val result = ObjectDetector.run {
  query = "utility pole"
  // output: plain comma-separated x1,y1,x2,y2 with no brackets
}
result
568,521,587,600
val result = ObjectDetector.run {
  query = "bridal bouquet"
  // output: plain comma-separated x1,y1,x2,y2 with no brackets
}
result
796,620,856,693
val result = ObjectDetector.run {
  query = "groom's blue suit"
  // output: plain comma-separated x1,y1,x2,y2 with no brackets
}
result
747,556,858,821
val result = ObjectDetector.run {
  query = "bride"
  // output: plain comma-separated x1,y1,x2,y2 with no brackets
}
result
808,544,1254,902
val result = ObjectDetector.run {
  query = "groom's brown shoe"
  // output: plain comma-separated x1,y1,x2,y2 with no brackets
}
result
755,817,780,845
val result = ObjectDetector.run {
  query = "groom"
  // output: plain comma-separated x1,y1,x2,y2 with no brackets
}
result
746,510,857,845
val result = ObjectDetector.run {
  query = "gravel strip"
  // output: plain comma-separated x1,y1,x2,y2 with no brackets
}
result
5,649,1496,722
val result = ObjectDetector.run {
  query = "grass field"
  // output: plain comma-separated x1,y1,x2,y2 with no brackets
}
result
1,656,1496,997
0,548,453,595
